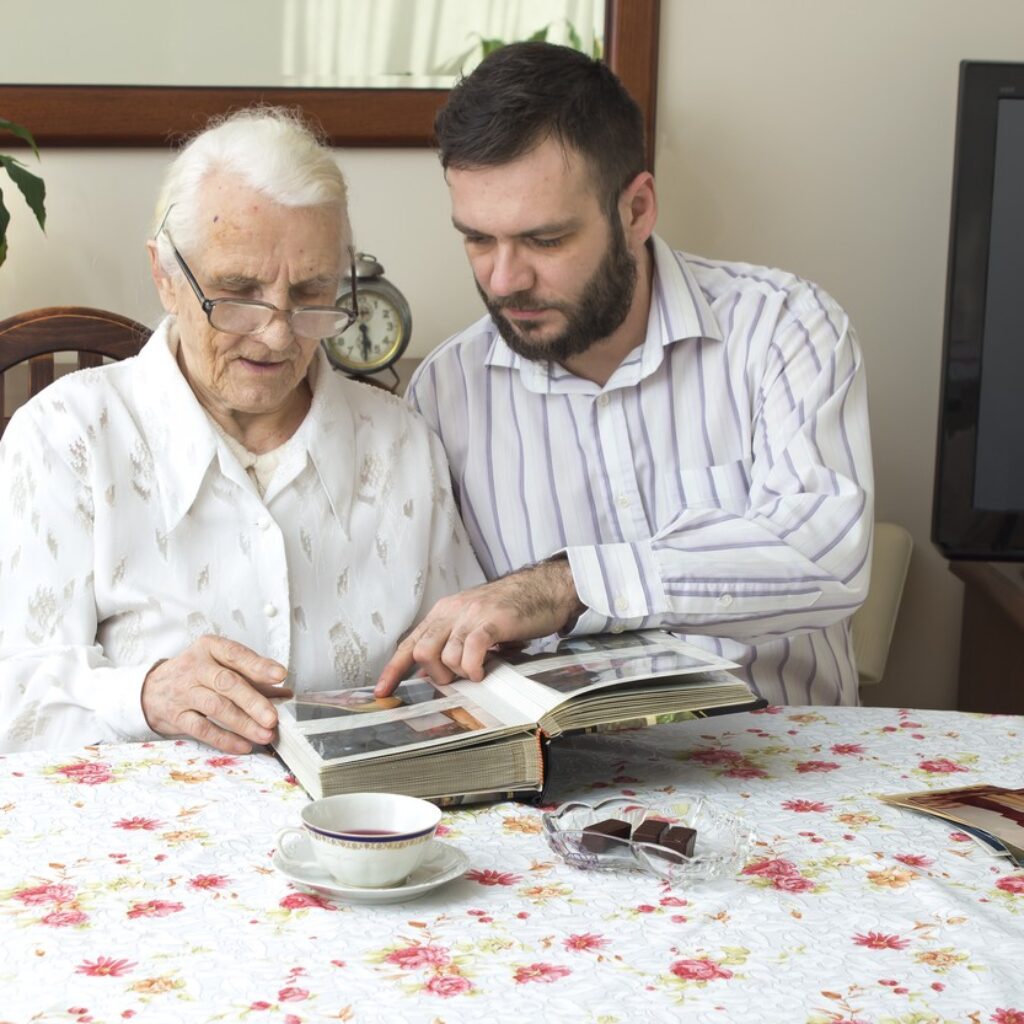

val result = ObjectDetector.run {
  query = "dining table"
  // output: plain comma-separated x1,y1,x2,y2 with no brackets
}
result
2,704,1023,1024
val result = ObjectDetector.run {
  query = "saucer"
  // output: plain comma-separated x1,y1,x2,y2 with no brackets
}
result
273,835,469,904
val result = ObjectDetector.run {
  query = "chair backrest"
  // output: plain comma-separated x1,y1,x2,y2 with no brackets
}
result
852,521,914,687
0,306,149,434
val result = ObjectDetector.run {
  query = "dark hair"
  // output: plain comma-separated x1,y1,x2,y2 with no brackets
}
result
434,41,646,214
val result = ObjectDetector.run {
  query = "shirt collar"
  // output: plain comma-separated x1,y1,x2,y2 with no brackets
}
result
482,234,723,393
133,320,353,536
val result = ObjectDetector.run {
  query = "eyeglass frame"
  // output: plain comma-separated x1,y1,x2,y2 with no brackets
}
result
155,207,359,341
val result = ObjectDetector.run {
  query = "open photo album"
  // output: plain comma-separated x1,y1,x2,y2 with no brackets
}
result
272,630,766,802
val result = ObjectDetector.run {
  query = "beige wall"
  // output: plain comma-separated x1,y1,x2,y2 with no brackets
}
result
3,1,1023,708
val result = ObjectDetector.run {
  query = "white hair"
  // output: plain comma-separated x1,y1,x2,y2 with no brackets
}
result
152,106,349,272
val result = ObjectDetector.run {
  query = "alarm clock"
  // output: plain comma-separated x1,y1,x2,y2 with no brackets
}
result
322,253,412,378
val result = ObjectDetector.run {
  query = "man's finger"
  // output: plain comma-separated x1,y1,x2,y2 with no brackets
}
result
375,646,415,697
460,623,500,682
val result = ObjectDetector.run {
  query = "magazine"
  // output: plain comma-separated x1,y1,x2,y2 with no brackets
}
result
880,784,1024,865
272,630,765,802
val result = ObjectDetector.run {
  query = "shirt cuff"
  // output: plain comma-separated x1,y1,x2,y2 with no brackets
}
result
90,664,163,742
564,541,667,620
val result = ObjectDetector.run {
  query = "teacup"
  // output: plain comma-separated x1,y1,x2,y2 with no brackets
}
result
276,792,441,888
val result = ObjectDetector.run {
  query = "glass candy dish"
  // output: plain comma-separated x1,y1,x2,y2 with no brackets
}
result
542,795,752,884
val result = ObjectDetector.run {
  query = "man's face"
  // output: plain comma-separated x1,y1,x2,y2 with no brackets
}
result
447,138,637,362
152,172,345,422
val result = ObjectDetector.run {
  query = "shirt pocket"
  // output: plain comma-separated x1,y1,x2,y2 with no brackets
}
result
675,457,752,516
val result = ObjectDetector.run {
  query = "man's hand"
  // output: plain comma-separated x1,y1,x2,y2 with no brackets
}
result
141,635,293,754
375,557,585,696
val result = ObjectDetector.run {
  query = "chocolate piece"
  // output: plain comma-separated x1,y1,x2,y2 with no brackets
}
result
632,818,669,845
581,817,632,852
657,825,697,858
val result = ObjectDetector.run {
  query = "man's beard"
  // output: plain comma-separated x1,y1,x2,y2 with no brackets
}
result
479,218,638,363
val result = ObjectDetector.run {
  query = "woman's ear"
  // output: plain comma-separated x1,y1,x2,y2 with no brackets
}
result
147,239,177,315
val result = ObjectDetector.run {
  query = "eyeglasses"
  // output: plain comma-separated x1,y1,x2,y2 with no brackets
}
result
157,214,358,341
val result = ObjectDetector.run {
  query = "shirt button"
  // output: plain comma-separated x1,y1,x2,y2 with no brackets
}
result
615,596,629,613
617,494,630,509
264,603,279,618
718,593,734,607
597,394,610,408
611,624,626,634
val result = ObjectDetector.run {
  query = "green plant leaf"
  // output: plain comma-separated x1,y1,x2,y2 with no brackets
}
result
0,186,10,268
0,118,40,159
566,22,582,51
479,36,504,57
526,26,549,42
0,155,46,231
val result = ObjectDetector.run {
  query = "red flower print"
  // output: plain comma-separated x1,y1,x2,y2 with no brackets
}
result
126,900,184,918
564,933,609,953
742,858,799,878
279,892,337,911
55,761,114,785
385,945,451,969
950,831,972,842
725,764,768,779
772,875,815,893
687,748,745,766
76,957,136,977
284,1017,302,1024
996,875,1024,895
894,854,933,868
669,958,733,981
424,974,473,997
992,1011,1024,1024
465,868,522,886
795,761,840,773
750,705,783,714
660,896,687,907
830,743,864,755
277,987,308,1002
114,817,162,831
783,799,832,812
853,931,910,950
41,909,88,927
918,758,968,774
188,874,229,890
514,963,572,984
435,824,452,837
249,1001,272,1011
13,882,76,905
205,756,239,767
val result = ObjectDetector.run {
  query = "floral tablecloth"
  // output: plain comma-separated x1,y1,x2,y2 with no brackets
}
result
2,705,1024,1024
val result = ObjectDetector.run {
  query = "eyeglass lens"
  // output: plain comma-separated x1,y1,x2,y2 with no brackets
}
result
207,303,354,340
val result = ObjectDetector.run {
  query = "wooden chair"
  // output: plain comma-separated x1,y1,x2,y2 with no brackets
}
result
0,306,149,434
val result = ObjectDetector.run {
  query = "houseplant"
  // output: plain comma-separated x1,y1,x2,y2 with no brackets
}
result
0,118,46,268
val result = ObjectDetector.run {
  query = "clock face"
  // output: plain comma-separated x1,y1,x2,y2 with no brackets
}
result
323,284,410,373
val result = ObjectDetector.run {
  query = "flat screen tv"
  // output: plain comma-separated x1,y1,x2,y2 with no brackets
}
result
933,61,1024,561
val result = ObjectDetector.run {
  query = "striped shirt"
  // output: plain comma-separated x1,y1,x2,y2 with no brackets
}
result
407,235,874,705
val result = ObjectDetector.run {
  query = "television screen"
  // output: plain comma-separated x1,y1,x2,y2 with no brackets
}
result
933,61,1024,559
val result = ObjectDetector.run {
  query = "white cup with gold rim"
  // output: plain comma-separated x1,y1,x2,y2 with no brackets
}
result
276,792,441,888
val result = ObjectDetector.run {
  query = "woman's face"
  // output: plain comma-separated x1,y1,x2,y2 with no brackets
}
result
151,172,345,425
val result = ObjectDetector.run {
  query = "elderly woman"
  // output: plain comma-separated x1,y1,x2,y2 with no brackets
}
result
0,109,483,754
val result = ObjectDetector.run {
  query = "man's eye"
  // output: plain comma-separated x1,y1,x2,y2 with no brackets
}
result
532,237,564,249
463,234,489,247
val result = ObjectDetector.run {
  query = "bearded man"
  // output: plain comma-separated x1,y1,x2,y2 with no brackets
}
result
376,42,873,708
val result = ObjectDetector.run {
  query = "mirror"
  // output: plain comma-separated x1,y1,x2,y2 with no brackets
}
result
0,0,658,165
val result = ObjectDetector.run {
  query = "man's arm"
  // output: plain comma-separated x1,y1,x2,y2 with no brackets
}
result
376,555,583,695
